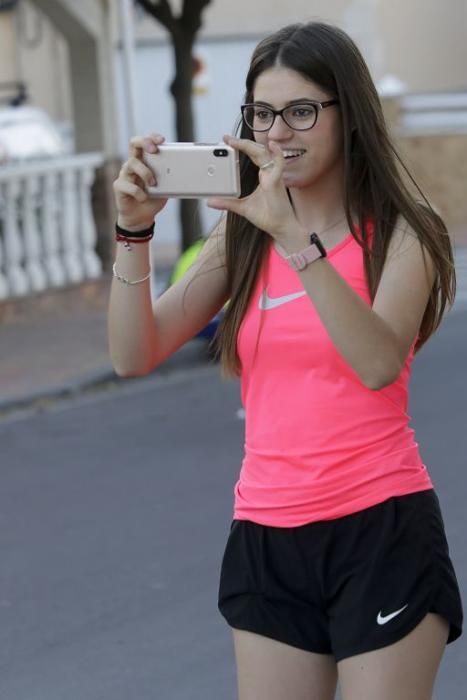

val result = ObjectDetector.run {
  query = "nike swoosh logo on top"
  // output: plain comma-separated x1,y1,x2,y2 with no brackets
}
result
258,287,307,311
377,604,409,625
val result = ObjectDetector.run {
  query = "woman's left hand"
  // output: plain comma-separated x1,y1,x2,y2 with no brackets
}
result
207,135,304,244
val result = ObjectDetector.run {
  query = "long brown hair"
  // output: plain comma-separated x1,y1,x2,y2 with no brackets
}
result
212,21,456,377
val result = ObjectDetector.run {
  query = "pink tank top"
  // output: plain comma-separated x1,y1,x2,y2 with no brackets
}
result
234,228,433,527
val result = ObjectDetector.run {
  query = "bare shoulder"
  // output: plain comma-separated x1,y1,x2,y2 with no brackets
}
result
372,214,437,363
385,214,435,278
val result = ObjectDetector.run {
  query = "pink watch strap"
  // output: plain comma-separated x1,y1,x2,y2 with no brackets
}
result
285,233,327,271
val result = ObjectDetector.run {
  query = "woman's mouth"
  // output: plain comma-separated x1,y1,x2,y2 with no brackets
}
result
282,148,306,163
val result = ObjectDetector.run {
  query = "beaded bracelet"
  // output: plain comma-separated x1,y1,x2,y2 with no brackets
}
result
112,262,151,286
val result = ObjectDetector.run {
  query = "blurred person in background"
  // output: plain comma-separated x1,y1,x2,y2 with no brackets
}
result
108,21,463,700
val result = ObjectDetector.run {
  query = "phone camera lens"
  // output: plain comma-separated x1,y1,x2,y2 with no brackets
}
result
213,149,228,157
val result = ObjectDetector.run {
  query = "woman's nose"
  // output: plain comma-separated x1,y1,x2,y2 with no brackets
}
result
267,114,293,141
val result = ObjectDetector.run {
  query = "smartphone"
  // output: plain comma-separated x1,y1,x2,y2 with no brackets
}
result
142,142,240,199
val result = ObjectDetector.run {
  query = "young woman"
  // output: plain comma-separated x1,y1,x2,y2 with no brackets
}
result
109,21,463,700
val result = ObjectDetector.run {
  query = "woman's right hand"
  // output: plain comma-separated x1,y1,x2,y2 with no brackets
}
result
113,132,168,231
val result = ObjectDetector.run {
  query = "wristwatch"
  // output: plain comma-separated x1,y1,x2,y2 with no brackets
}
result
285,233,327,271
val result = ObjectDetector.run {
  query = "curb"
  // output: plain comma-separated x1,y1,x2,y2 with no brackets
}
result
0,367,119,416
0,339,213,417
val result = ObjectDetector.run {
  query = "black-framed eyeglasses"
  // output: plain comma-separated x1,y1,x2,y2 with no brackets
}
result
240,100,339,132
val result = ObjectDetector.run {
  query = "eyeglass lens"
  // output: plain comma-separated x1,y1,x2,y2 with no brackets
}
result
243,103,318,131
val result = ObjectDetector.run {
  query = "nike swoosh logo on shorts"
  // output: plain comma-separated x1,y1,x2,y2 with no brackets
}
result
377,604,409,625
258,287,307,310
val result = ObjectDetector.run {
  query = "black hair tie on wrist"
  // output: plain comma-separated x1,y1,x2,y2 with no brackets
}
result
115,221,155,239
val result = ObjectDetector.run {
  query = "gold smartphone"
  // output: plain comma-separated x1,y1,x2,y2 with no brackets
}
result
142,142,241,199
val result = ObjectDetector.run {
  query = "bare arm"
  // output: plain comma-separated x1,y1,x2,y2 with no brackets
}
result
108,220,228,377
108,132,228,377
282,218,436,390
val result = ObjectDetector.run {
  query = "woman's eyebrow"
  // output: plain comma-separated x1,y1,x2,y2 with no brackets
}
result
252,98,318,107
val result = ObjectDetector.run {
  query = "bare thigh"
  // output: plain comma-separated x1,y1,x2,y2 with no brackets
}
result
232,628,338,700
337,613,450,700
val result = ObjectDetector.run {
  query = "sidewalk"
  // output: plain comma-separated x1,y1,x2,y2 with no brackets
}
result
1,227,466,416
0,270,211,416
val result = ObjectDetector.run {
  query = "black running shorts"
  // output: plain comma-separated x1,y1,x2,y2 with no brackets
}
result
217,489,463,662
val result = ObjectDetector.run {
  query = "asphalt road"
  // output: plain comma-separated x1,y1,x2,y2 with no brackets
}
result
0,309,466,700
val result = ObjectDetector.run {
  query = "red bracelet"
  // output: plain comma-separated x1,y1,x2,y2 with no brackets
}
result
115,221,154,238
115,221,155,250
115,233,153,243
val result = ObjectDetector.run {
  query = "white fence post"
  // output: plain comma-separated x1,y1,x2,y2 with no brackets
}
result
23,173,48,293
61,167,83,283
0,184,11,299
4,178,29,296
78,164,102,278
42,170,67,288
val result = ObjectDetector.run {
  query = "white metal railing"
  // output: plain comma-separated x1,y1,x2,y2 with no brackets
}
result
0,152,104,300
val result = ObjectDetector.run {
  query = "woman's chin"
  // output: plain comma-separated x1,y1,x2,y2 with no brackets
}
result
281,173,310,189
